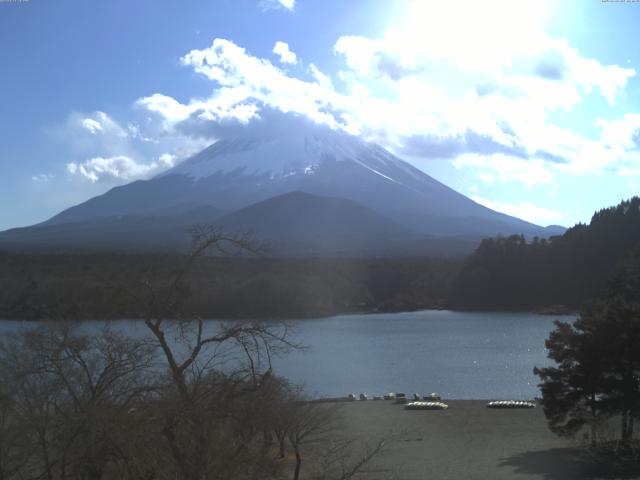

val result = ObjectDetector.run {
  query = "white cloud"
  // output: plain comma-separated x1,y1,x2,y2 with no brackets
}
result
272,41,297,65
60,0,639,203
130,32,640,190
31,173,56,183
66,154,176,183
48,111,142,164
79,111,128,137
138,38,347,136
158,153,177,168
597,113,640,151
82,118,103,134
453,153,556,188
471,196,563,226
136,88,261,133
309,63,332,89
619,167,640,177
328,2,636,180
332,32,634,137
127,122,158,143
136,93,193,124
260,0,295,11
47,107,211,188
279,0,295,9
54,111,201,183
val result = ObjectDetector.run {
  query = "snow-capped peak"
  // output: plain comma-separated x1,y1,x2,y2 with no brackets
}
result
161,130,408,182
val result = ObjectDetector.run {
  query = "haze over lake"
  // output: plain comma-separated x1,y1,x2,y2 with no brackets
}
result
1,310,572,399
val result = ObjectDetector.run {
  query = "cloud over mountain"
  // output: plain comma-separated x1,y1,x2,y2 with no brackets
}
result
38,1,640,227
130,25,636,193
67,154,176,183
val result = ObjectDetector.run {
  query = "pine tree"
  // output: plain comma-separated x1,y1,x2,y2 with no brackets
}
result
534,303,609,445
535,252,640,446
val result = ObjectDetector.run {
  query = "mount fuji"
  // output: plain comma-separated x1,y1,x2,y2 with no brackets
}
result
0,126,564,256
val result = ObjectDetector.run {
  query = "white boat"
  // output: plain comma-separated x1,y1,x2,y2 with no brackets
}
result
405,401,448,410
486,400,535,409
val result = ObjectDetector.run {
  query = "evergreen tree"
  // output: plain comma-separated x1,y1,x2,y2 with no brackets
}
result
451,196,640,311
534,303,609,446
535,252,640,445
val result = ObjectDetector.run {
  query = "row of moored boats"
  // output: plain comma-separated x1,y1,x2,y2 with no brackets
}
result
345,393,536,410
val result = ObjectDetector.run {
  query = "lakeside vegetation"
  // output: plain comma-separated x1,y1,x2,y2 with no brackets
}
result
0,253,459,320
0,229,389,480
533,245,640,473
451,197,640,312
3,197,640,321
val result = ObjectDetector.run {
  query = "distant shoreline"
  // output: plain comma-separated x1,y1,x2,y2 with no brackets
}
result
0,306,577,322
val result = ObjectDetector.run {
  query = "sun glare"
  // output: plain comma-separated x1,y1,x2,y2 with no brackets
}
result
396,0,553,70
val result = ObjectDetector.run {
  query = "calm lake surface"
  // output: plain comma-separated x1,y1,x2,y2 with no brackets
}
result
0,310,574,400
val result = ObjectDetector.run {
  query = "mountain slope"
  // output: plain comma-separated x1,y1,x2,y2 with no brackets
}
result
43,128,556,238
1,126,564,256
214,191,424,256
218,191,413,239
0,205,225,252
0,191,479,257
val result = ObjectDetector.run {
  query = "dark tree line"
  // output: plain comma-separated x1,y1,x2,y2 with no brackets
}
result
451,197,640,311
0,254,459,321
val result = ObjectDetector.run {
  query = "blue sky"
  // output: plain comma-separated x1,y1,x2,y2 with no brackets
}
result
1,0,639,230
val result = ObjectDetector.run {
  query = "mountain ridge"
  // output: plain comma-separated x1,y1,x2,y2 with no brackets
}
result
1,126,565,256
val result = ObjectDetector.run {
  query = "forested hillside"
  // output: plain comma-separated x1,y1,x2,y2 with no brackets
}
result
0,254,459,320
450,197,640,311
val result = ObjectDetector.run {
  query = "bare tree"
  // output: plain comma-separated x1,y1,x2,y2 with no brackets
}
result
0,323,157,480
287,400,340,480
0,225,390,480
135,226,301,479
126,225,390,480
261,383,390,480
0,384,28,480
313,437,389,480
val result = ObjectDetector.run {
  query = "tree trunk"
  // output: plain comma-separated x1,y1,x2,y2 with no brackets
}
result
293,447,301,480
144,321,191,406
262,430,272,448
39,433,54,480
622,409,630,443
590,394,597,447
162,419,190,479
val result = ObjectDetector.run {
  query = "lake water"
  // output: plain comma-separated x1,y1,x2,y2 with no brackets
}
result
0,310,574,400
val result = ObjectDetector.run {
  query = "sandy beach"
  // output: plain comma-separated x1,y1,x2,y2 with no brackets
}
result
330,400,637,480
